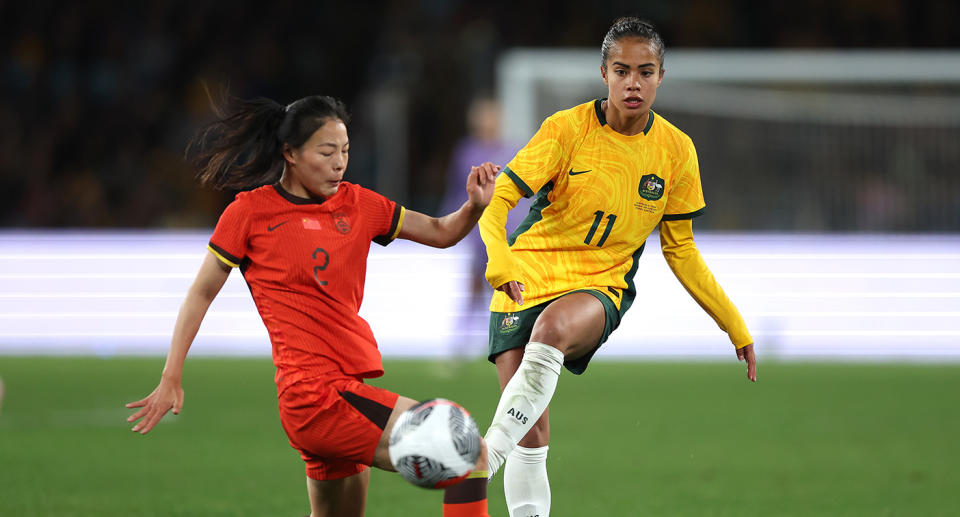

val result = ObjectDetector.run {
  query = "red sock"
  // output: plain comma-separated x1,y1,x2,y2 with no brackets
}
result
442,499,488,517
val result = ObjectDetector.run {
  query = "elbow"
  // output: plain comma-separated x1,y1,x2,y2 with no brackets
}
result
661,240,697,260
418,231,457,249
428,221,456,248
662,249,694,270
663,249,694,265
189,282,221,304
435,235,460,249
661,245,681,262
435,218,466,248
661,253,679,270
194,289,219,305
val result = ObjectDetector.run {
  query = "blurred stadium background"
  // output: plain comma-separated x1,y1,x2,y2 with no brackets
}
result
2,1,959,516
1,0,957,360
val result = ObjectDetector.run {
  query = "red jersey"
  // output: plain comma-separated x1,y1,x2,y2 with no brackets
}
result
208,182,405,394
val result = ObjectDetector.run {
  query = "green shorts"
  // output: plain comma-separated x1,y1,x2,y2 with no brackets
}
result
488,289,621,375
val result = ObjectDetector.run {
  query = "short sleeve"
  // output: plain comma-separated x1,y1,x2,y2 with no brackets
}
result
503,115,569,198
358,186,405,246
208,198,251,268
662,137,707,221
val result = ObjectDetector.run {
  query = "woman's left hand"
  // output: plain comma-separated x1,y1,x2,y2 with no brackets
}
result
466,162,499,210
736,344,757,382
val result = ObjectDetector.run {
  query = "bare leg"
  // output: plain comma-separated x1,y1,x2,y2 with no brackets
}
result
306,469,370,517
529,292,607,361
370,396,419,471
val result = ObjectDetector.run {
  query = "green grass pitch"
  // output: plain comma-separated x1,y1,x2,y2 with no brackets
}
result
1,356,958,516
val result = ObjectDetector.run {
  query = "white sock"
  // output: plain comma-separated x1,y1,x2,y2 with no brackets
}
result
504,445,551,517
485,342,564,477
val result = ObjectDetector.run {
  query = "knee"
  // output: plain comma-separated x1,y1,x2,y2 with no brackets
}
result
529,316,569,352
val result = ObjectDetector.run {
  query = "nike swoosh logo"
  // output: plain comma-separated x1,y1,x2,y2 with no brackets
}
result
568,169,592,176
267,221,288,232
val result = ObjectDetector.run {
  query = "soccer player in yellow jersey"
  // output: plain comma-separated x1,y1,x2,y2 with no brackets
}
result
479,17,757,516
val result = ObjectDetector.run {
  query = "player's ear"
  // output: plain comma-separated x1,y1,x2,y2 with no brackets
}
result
282,143,297,165
658,67,665,86
600,65,608,86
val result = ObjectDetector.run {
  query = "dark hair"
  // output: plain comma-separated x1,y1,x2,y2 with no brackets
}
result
189,94,350,190
601,17,665,71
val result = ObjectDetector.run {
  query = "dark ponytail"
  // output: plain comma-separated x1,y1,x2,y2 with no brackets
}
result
189,93,351,191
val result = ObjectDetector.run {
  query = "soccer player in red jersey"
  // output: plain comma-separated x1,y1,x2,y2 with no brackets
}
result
125,95,496,517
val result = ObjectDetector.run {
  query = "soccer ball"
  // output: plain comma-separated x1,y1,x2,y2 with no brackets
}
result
388,398,482,489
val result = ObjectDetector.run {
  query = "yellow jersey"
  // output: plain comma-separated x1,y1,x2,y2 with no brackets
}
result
481,99,705,316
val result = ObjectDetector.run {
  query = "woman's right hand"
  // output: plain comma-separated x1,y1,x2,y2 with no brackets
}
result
125,377,184,434
465,162,499,210
496,280,525,306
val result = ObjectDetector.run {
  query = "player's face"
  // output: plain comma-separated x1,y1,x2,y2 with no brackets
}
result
601,37,664,116
289,119,350,198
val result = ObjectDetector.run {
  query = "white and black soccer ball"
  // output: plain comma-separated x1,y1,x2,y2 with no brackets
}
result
388,398,482,489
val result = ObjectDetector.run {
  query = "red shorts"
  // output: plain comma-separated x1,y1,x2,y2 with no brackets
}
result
278,374,399,480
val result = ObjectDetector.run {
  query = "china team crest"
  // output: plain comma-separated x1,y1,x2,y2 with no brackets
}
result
638,174,665,201
332,211,351,234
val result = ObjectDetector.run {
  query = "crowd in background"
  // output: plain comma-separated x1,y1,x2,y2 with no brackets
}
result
2,0,958,229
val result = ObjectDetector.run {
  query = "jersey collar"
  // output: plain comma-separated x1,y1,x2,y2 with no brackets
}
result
594,98,655,136
272,183,327,205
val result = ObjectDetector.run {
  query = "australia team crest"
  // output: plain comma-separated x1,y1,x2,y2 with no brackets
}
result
499,314,520,334
638,174,665,201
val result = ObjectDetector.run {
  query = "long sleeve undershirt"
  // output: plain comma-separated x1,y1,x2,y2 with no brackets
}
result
659,219,753,348
478,174,526,290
